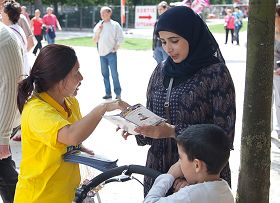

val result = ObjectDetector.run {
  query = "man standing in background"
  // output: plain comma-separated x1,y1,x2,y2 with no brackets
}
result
92,6,124,100
152,1,169,64
233,6,243,45
43,7,62,44
0,21,23,203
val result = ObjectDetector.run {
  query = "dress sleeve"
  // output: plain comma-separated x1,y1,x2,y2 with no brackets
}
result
211,65,236,145
135,66,160,146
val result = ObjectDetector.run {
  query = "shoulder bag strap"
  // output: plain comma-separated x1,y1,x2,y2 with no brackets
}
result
10,27,25,45
164,77,174,123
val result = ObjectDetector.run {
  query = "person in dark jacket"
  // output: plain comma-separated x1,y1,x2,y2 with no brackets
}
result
121,6,236,196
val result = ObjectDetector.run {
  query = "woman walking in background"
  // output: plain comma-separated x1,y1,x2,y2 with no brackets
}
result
224,8,235,44
31,9,43,56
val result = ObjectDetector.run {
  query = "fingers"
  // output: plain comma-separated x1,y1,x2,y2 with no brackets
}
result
117,100,131,111
134,125,160,138
80,146,95,155
104,100,130,112
121,131,131,140
173,178,189,192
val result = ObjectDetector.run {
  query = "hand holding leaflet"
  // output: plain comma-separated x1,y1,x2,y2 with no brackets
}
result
103,103,166,135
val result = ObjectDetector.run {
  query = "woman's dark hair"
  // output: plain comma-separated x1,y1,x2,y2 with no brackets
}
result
3,0,21,24
176,124,231,175
276,4,280,17
17,44,77,113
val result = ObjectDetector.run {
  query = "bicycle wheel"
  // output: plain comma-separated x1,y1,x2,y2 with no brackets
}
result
73,164,161,203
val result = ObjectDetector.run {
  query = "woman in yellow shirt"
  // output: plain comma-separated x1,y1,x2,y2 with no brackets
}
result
14,44,127,203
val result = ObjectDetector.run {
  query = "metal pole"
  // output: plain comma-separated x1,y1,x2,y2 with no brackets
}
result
125,6,129,29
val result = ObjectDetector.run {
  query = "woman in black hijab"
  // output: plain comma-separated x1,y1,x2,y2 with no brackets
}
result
123,6,236,196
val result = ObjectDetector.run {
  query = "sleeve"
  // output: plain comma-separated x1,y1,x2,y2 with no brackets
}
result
93,22,101,33
144,174,191,203
27,106,70,149
115,22,124,44
18,15,32,37
211,65,236,145
144,174,193,203
0,32,23,145
143,174,174,203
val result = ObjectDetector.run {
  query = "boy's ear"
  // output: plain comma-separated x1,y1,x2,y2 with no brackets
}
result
193,159,206,173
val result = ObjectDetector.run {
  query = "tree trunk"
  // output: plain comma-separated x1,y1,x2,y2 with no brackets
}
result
236,1,275,203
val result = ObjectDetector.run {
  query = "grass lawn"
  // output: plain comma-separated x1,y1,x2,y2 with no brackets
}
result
56,37,152,50
56,21,247,50
208,21,248,33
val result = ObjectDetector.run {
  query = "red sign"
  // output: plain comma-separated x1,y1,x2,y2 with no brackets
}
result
139,15,152,20
135,6,157,29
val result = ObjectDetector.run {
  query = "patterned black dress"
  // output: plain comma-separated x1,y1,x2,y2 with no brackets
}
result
136,62,236,196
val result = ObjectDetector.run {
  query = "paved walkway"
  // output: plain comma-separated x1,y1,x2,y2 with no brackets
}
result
4,29,280,202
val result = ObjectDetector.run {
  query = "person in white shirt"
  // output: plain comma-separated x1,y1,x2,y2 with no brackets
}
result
92,6,124,100
1,0,29,75
0,21,23,203
144,124,234,203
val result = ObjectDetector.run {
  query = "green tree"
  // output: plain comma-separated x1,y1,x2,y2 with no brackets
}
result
236,1,275,203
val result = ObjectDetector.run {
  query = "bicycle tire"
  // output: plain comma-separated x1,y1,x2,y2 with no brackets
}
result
73,164,161,203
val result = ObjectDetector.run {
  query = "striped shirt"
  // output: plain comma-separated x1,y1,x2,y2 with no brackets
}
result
0,22,23,145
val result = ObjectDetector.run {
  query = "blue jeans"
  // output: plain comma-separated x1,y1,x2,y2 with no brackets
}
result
234,25,241,45
100,52,121,96
153,46,168,64
46,33,55,44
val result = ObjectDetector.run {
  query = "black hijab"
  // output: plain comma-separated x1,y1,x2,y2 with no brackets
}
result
155,6,225,79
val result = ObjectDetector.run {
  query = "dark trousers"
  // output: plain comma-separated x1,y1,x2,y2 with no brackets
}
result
32,35,42,55
225,28,234,44
0,156,18,203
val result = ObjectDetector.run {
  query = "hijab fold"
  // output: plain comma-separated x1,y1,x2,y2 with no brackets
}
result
155,6,225,79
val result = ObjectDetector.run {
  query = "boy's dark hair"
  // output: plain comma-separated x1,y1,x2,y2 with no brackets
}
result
176,124,231,175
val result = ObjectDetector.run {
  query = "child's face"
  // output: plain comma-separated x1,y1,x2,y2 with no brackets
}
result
178,144,198,185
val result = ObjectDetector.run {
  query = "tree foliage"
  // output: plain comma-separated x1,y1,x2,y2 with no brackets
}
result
20,0,235,7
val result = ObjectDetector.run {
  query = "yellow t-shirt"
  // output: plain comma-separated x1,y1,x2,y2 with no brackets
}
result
14,92,82,203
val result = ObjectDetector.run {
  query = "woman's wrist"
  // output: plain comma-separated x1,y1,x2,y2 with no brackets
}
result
165,123,176,138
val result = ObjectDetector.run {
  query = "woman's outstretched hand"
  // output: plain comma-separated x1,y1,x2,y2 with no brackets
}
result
104,99,130,112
